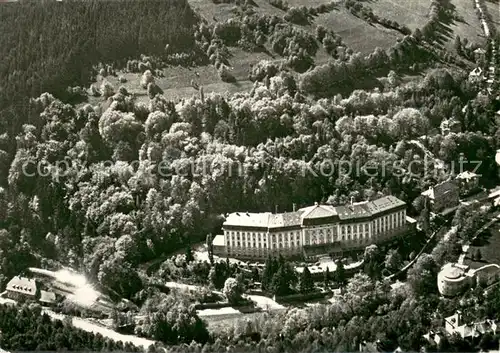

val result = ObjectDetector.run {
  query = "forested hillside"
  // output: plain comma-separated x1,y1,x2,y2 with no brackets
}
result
0,65,498,300
0,0,198,135
0,304,141,351
0,0,499,350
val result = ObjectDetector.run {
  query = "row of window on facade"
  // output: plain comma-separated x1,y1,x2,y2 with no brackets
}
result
228,236,378,249
226,211,405,248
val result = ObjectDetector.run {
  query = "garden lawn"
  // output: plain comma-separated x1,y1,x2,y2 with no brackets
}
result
369,0,429,31
465,226,500,270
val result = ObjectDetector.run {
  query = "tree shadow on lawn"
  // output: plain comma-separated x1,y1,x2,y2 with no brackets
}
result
234,306,262,314
339,76,384,95
427,0,458,47
432,22,456,48
471,229,493,247
287,298,331,308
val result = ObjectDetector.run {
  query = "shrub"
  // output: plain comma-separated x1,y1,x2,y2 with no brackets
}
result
316,25,327,42
286,50,314,73
249,60,279,81
219,65,236,82
118,86,129,96
284,6,310,25
147,82,164,99
270,25,318,57
100,80,115,99
141,70,155,89
214,19,242,45
90,84,101,97
269,0,289,10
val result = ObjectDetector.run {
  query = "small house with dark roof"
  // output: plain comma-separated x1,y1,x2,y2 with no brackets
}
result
444,311,500,339
456,171,481,196
6,276,38,301
440,117,461,136
421,179,460,213
474,47,487,62
359,339,392,352
469,67,485,82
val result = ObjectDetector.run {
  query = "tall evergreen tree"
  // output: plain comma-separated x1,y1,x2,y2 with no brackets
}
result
271,266,291,296
206,233,214,265
323,267,330,288
475,248,482,261
185,244,194,263
262,256,278,291
299,266,314,293
333,260,347,287
421,195,431,235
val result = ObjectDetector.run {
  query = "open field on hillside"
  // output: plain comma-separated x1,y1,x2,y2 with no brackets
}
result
369,0,429,31
91,62,256,106
188,0,284,23
286,0,339,7
226,47,278,79
444,0,486,50
188,0,237,23
314,9,402,54
484,0,500,28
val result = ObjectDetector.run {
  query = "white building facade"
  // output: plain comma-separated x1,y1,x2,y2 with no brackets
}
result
214,196,413,260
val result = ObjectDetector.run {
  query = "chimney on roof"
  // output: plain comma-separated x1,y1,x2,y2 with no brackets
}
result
293,203,296,212
246,212,249,216
350,196,354,206
314,202,318,206
275,205,278,214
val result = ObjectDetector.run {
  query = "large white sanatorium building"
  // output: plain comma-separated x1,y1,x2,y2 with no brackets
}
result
212,196,415,260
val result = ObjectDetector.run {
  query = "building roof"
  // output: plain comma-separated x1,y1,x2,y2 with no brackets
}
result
212,234,225,247
359,342,380,352
470,67,484,77
39,290,56,304
224,212,274,228
457,171,479,180
335,202,371,220
6,276,37,296
443,266,463,280
440,263,471,280
224,196,406,230
269,212,303,228
406,216,417,224
224,211,303,229
447,315,499,339
474,48,486,54
300,204,337,219
423,180,458,200
423,331,442,346
365,196,406,215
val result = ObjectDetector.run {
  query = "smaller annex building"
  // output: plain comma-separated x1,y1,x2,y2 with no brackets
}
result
438,263,500,297
4,275,57,305
5,276,38,301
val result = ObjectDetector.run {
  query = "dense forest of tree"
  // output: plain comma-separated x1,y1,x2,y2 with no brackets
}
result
0,0,198,136
0,1,499,351
0,65,497,301
0,304,141,351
